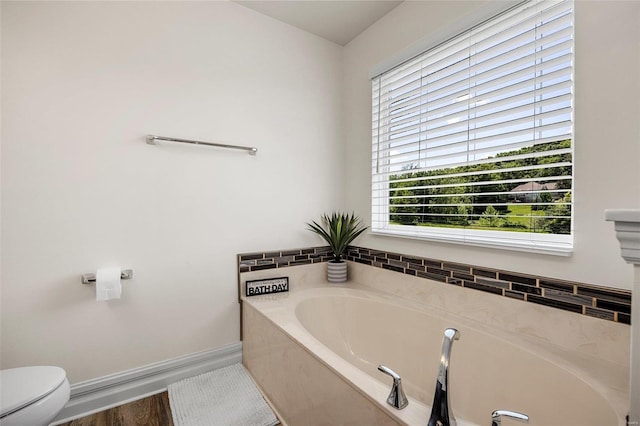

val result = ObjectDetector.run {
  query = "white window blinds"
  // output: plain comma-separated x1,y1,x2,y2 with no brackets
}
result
371,0,574,255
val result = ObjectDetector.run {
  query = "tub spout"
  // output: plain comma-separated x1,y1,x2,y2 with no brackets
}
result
427,328,460,426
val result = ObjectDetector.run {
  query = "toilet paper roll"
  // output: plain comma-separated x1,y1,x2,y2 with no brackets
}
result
96,267,122,301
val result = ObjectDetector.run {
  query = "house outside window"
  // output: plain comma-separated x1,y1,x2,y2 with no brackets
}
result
371,0,574,255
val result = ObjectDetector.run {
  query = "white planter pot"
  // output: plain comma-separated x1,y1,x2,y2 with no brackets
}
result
327,261,347,283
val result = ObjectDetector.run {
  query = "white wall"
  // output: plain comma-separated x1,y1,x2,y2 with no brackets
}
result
343,0,640,290
2,0,638,386
1,1,343,382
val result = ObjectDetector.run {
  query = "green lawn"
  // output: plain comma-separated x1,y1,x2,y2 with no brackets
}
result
414,222,535,232
392,203,549,233
507,204,545,216
506,204,545,227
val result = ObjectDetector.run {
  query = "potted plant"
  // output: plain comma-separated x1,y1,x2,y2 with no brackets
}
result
307,212,368,282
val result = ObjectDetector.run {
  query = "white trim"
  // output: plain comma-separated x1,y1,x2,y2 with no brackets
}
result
604,209,640,425
371,228,572,256
51,342,242,424
606,209,640,265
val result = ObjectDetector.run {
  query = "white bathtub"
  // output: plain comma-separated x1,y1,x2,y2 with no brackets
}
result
242,280,628,426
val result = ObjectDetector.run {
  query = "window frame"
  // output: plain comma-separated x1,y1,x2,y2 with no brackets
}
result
370,0,574,256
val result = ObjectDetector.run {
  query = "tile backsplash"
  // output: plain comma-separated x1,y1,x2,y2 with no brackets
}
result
238,246,333,272
238,245,631,324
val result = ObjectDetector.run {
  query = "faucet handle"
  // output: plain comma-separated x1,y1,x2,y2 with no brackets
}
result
491,410,529,426
378,365,401,380
378,365,409,409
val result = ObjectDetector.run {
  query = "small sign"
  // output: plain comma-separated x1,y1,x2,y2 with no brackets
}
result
246,277,289,297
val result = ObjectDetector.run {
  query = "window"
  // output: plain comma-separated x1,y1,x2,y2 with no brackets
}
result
371,0,574,255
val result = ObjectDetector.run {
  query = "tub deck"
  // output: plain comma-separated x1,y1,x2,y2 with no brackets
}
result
241,264,629,426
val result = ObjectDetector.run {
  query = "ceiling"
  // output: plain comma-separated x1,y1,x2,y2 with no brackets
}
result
233,1,403,46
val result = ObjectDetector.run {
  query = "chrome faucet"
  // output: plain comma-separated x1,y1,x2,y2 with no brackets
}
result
378,365,409,409
491,410,529,426
428,328,461,426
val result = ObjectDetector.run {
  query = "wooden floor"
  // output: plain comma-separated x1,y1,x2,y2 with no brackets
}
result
59,392,174,426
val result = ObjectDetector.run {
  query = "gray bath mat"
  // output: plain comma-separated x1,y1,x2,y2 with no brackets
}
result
168,363,279,426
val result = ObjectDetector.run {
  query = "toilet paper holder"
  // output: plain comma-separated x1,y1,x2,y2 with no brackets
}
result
82,269,133,284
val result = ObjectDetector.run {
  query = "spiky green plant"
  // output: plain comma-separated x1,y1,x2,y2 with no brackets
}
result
306,212,368,262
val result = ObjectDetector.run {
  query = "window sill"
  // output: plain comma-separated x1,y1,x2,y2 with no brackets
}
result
370,227,573,257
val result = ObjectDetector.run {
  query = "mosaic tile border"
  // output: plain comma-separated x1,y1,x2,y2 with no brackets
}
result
237,245,631,324
238,246,334,273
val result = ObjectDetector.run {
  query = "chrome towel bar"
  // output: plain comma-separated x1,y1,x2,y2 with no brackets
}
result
146,134,257,155
82,269,133,285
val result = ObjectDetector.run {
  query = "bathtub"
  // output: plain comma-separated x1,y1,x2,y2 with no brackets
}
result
242,281,628,425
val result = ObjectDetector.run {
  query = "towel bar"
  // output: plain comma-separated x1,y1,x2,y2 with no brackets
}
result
146,135,257,155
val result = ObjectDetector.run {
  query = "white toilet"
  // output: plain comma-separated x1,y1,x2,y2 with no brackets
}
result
0,366,70,426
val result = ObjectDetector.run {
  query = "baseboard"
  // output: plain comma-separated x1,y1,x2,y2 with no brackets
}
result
51,342,242,424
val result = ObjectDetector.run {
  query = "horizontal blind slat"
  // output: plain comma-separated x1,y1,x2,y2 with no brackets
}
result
376,120,571,160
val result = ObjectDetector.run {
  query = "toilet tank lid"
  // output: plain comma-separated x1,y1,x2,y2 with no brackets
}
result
0,366,67,417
